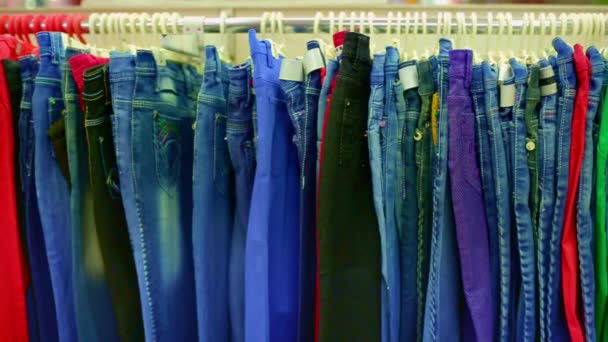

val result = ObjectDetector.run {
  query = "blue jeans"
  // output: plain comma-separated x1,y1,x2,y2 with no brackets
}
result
510,58,536,342
368,52,388,342
63,50,119,342
577,46,604,342
32,32,78,342
395,59,420,342
245,29,300,342
547,37,576,342
536,58,558,342
471,64,499,337
131,50,201,341
482,61,513,342
279,40,323,342
227,61,256,342
317,58,338,178
423,38,461,342
192,46,233,342
18,54,59,342
381,46,402,342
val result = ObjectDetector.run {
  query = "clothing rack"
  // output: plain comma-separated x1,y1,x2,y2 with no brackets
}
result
3,11,608,36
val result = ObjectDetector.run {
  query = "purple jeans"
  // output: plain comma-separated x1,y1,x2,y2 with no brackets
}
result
447,49,493,341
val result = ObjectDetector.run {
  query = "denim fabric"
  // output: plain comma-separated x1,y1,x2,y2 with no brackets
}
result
395,59,420,342
482,61,513,342
279,40,322,342
369,52,388,342
64,50,119,342
471,63,499,336
536,58,558,342
524,66,540,238
447,49,493,342
510,58,536,342
191,46,233,342
131,51,201,341
423,38,461,342
18,54,59,342
318,31,380,342
82,64,144,341
227,61,255,342
317,59,338,178
32,32,78,342
547,38,576,342
380,46,402,342
414,60,434,342
246,30,300,342
577,46,603,342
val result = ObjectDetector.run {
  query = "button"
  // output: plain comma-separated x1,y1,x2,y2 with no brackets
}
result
192,122,197,130
413,130,423,141
526,140,536,151
345,100,351,106
153,111,159,120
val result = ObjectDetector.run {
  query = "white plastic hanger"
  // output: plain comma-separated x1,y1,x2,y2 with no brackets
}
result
486,12,496,65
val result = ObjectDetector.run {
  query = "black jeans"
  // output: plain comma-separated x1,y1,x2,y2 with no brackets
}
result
82,64,144,341
317,32,380,342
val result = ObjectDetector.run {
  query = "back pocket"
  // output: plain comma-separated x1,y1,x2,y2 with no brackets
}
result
153,111,182,195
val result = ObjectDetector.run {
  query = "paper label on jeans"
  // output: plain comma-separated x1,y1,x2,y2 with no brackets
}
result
279,59,304,82
303,48,325,75
540,83,558,96
498,64,512,82
500,83,516,107
398,65,419,90
540,65,555,79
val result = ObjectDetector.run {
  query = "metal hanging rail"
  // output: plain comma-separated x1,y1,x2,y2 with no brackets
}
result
3,12,608,36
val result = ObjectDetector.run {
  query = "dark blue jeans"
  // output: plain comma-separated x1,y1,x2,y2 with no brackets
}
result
547,38,576,342
192,46,233,342
423,38,461,342
279,40,323,342
131,51,201,341
32,32,78,342
18,54,59,342
227,61,256,342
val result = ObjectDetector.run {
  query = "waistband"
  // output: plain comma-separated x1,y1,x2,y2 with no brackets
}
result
526,64,540,101
371,53,386,86
228,61,252,100
342,32,371,64
204,45,222,74
448,49,472,88
552,37,574,65
482,61,498,91
510,58,528,85
586,46,604,75
417,59,435,95
109,51,136,81
83,64,111,122
36,32,65,63
438,38,453,61
573,44,590,76
18,55,39,81
471,64,484,94
385,46,399,76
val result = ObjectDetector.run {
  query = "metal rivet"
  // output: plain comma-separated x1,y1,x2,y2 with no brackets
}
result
526,141,536,151
413,131,423,141
345,100,351,106
192,122,197,130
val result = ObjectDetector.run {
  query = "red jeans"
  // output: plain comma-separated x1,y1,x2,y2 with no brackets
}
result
561,43,590,342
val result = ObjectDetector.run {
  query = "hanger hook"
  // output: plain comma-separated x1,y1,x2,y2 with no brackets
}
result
338,11,345,32
313,11,322,34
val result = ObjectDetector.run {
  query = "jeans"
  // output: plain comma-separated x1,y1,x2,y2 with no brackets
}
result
318,32,380,342
131,50,201,341
396,58,420,342
381,46,402,342
577,47,604,342
64,51,119,342
482,61,513,342
279,40,323,342
471,63,499,337
83,64,144,341
227,61,256,342
19,54,59,342
317,59,338,178
33,32,78,342
423,38,461,342
524,66,540,239
414,60,434,342
447,49,493,342
369,52,387,342
536,58,558,342
192,46,233,342
510,58,536,342
547,37,575,342
246,29,300,342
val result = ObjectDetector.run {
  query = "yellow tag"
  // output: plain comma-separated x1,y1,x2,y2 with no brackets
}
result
431,93,440,145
